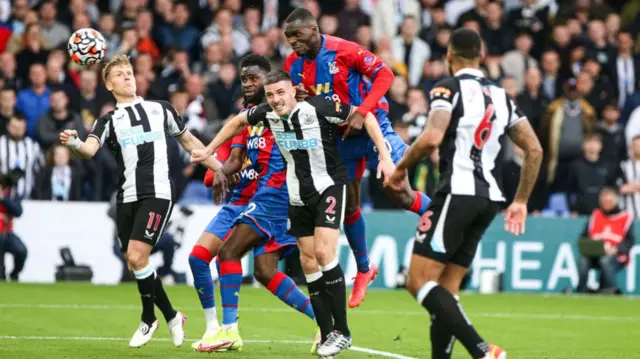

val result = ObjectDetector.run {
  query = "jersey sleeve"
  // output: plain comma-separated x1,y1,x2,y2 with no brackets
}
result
157,100,186,137
428,78,459,113
214,140,232,163
230,128,248,149
246,103,271,126
88,114,111,147
345,47,388,81
506,94,527,128
307,96,354,124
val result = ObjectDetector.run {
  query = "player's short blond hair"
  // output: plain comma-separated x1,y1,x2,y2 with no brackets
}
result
102,54,133,83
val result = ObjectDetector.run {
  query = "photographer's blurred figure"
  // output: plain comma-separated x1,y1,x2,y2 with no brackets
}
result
576,187,635,294
0,168,27,281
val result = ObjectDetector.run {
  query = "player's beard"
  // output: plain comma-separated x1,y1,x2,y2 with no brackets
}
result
244,87,265,106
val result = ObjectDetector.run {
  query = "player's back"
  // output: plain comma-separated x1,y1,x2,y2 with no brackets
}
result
284,35,390,129
431,68,526,202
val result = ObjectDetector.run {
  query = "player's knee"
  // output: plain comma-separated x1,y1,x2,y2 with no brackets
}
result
253,263,276,286
299,252,318,274
405,272,425,297
314,245,334,266
217,242,241,262
125,249,147,269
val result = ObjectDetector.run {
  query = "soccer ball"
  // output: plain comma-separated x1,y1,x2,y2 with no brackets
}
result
67,28,107,67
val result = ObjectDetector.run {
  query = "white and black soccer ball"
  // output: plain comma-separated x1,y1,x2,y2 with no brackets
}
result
67,28,107,67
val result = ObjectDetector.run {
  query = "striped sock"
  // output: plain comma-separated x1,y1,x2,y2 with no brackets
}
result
220,261,243,331
409,191,432,215
188,245,218,331
344,209,370,273
266,271,315,320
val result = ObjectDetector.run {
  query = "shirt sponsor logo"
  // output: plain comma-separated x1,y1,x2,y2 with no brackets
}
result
275,131,319,150
119,125,163,148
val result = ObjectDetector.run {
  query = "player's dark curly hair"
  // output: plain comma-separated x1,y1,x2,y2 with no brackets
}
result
449,28,482,60
239,54,271,73
284,8,315,24
264,70,292,85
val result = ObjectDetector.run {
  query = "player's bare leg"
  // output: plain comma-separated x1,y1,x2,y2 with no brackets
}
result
383,171,430,214
344,179,378,308
315,226,352,357
188,232,224,349
198,224,262,352
253,251,316,321
407,255,505,359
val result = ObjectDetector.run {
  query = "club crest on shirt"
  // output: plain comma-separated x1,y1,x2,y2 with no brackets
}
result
364,55,374,66
328,61,339,75
302,112,314,125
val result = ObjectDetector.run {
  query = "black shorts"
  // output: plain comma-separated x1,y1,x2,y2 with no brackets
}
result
116,198,174,252
412,193,500,268
288,184,346,238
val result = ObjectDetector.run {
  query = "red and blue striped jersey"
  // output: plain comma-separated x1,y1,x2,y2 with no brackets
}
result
284,35,392,136
232,126,287,195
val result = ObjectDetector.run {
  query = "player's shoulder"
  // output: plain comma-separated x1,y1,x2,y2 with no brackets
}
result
304,95,333,108
96,110,115,123
429,77,460,99
247,102,272,117
145,99,173,112
284,51,301,69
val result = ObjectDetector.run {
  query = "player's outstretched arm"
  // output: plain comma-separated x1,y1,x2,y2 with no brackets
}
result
362,112,394,178
191,113,249,163
507,120,543,204
176,129,223,171
60,130,99,159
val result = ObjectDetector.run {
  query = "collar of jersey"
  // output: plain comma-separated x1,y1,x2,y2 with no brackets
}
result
300,35,327,60
116,96,143,109
455,68,485,78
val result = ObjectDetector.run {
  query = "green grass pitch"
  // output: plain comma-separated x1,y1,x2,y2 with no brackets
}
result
0,283,638,358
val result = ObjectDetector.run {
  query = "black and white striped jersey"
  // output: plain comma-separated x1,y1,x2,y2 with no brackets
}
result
617,159,640,218
89,97,186,203
0,135,44,198
429,68,527,202
246,96,352,206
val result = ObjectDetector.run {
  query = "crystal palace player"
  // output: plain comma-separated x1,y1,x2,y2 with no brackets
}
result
191,70,395,357
282,8,431,307
59,55,222,348
188,55,318,352
386,29,543,359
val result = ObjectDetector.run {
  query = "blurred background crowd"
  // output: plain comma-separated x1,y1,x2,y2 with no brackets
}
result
0,0,639,219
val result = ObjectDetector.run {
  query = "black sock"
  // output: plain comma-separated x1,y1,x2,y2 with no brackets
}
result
322,262,350,337
153,273,177,322
307,273,334,340
431,313,456,359
134,268,156,325
421,284,487,358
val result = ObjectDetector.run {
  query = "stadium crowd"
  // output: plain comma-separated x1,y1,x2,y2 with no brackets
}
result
0,0,639,219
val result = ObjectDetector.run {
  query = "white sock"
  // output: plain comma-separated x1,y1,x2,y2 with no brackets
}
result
204,307,219,332
223,323,238,331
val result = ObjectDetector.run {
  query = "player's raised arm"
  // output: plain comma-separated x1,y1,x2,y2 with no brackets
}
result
190,112,249,163
60,115,109,159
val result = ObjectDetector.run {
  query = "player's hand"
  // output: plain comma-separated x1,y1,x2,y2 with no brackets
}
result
230,172,241,184
59,129,78,146
504,201,528,236
377,158,396,181
212,170,230,205
384,167,407,191
342,111,365,139
191,147,213,163
295,84,309,101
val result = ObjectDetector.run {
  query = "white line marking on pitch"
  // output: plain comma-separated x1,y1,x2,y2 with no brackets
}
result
0,336,416,359
0,303,636,321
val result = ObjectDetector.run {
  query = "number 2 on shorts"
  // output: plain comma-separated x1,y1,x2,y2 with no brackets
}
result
325,196,336,214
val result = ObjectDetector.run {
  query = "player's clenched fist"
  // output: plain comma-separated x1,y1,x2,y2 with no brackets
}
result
59,129,78,146
191,147,213,163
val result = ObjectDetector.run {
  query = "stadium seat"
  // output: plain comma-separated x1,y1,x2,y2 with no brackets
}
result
178,181,212,206
541,192,570,217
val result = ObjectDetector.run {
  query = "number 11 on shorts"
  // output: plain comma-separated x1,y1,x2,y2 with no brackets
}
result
147,212,162,231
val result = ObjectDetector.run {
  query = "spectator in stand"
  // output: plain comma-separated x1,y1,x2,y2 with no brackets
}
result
419,58,448,94
456,0,489,29
501,31,538,92
585,19,615,71
582,56,614,114
506,0,549,58
401,87,429,142
549,23,572,71
482,1,511,56
208,62,240,120
201,7,250,58
612,28,640,109
429,24,451,59
387,75,409,123
16,63,50,138
516,67,549,130
114,0,141,32
617,136,640,219
568,133,615,215
371,0,420,41
184,74,218,138
0,169,27,282
243,8,262,39
0,52,20,90
391,16,431,87
98,13,120,61
135,10,160,63
157,3,199,61
14,23,50,82
355,24,375,52
482,48,506,83
0,114,43,199
540,78,597,194
596,101,628,168
39,1,70,50
45,50,77,100
195,43,223,86
36,88,86,151
576,187,634,294
540,49,563,101
337,0,369,42
0,87,19,136
73,69,108,131
152,49,191,101
32,144,83,201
